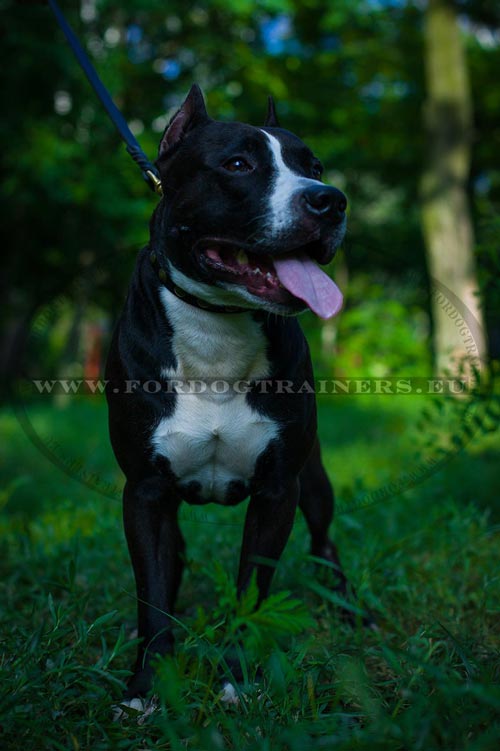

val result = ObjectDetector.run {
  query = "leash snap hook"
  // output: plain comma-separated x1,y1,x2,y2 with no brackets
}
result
146,170,163,196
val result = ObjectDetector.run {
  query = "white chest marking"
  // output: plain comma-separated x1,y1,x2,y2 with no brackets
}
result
262,130,321,236
151,291,279,501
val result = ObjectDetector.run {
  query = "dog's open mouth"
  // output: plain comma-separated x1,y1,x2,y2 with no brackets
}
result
197,241,343,319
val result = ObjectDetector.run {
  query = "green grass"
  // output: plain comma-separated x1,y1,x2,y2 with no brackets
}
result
0,391,499,750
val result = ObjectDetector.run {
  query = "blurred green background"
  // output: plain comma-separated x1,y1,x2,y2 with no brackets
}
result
2,0,500,382
1,2,500,749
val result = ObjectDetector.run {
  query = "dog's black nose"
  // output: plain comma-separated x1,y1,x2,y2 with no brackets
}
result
303,185,347,223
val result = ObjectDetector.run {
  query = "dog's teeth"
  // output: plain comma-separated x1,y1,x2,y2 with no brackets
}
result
252,267,262,275
265,273,273,281
235,250,249,265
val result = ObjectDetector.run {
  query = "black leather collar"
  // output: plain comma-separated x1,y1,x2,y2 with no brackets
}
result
149,251,246,314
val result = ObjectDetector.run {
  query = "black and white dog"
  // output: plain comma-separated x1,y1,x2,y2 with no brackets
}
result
106,85,352,700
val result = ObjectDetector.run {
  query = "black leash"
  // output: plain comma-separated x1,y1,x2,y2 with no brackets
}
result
48,0,163,196
48,1,248,314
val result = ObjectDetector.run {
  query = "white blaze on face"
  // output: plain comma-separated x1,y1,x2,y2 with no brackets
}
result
261,130,321,237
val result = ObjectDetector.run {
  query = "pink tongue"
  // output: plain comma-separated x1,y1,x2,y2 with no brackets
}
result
273,253,343,319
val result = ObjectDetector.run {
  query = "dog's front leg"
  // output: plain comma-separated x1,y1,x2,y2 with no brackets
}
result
237,479,299,604
123,477,184,698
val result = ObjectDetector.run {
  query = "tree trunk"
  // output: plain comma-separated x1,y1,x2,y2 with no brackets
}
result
420,0,487,376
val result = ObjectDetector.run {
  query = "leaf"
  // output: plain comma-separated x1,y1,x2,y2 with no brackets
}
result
47,593,57,627
306,579,367,618
87,610,118,634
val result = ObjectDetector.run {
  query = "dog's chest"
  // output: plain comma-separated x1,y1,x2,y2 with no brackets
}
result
151,293,279,502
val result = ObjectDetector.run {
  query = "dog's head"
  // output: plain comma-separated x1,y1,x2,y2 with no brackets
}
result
153,85,346,318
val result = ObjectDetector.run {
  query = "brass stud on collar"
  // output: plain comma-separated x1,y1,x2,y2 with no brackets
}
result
158,268,167,283
150,251,157,265
197,299,210,309
173,285,186,299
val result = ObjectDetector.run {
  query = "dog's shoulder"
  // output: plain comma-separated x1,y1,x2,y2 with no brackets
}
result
108,248,176,378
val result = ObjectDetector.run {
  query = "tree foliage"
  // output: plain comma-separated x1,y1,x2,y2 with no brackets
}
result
2,0,499,366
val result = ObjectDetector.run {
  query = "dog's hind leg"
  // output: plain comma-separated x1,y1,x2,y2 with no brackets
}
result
298,436,351,600
122,477,185,698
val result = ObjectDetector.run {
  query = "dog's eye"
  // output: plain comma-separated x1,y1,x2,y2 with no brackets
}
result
312,161,323,180
223,157,253,173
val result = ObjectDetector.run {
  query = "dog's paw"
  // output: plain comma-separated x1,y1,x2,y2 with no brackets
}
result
112,695,158,724
218,681,267,709
219,681,240,706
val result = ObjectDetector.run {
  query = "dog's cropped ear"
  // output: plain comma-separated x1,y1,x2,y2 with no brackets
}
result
159,84,210,158
264,96,280,127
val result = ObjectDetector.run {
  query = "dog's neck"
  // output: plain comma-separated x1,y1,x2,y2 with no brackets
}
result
149,250,245,314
